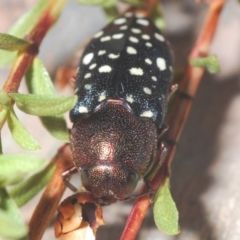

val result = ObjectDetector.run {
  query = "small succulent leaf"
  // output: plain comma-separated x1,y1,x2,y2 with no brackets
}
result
75,0,115,7
6,108,40,151
0,33,31,51
0,188,27,239
0,209,28,239
25,57,55,94
103,5,119,22
0,90,11,129
25,58,69,140
41,116,69,141
120,0,144,7
190,55,221,74
9,161,55,207
0,0,49,66
0,154,45,187
151,4,166,31
153,178,180,235
9,93,77,116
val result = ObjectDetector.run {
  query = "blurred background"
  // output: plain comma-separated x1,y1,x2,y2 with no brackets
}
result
0,0,240,239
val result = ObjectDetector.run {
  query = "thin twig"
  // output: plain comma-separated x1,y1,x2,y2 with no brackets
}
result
120,1,226,239
28,144,72,240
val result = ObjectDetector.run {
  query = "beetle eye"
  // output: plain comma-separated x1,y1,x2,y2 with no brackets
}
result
126,170,139,194
81,168,90,190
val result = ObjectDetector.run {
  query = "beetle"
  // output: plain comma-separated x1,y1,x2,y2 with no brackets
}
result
63,12,173,204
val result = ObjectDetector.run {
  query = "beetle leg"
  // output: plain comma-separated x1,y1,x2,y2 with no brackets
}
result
144,141,168,183
62,165,79,192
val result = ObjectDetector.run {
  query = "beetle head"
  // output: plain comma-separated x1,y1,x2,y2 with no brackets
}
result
80,164,139,203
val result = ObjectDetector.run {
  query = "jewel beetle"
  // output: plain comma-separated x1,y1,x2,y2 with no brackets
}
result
64,13,172,204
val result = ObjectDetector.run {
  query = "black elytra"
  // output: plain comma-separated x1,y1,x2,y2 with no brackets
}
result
70,13,172,128
69,13,172,203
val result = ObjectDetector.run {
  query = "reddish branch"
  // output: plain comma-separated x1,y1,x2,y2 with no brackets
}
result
120,1,227,239
28,144,72,240
3,1,66,94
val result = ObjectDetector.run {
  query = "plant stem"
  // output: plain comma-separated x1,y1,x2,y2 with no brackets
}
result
120,1,226,239
28,144,72,240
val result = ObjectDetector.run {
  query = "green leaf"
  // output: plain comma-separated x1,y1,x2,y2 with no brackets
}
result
0,33,31,51
0,188,28,239
0,154,45,187
120,0,144,7
151,4,166,31
7,108,40,151
41,116,69,141
25,57,55,94
25,58,69,140
0,90,11,129
10,93,77,116
0,209,28,239
75,0,115,7
9,161,55,207
153,178,180,235
0,0,48,66
190,55,221,74
103,5,119,22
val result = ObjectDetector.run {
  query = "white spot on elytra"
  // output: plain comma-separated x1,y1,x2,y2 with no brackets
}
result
99,65,112,73
120,25,127,30
143,87,152,95
145,58,152,65
84,84,92,90
129,36,139,43
83,53,94,65
136,19,149,26
98,50,106,56
84,73,91,79
94,31,103,38
131,28,141,34
152,76,157,81
89,63,96,70
108,53,119,59
112,33,124,39
140,110,153,118
129,68,143,75
79,106,88,113
154,33,165,42
114,18,127,25
142,34,150,40
100,36,111,42
125,12,133,17
126,94,134,103
98,91,106,102
127,46,137,54
146,42,152,47
157,57,166,71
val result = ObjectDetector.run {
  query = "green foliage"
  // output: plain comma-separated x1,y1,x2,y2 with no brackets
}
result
0,188,28,239
9,93,77,117
75,0,115,7
0,33,31,51
0,90,11,129
0,0,49,66
26,57,69,141
190,55,221,74
153,178,180,235
7,108,41,151
0,154,45,187
9,161,55,207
